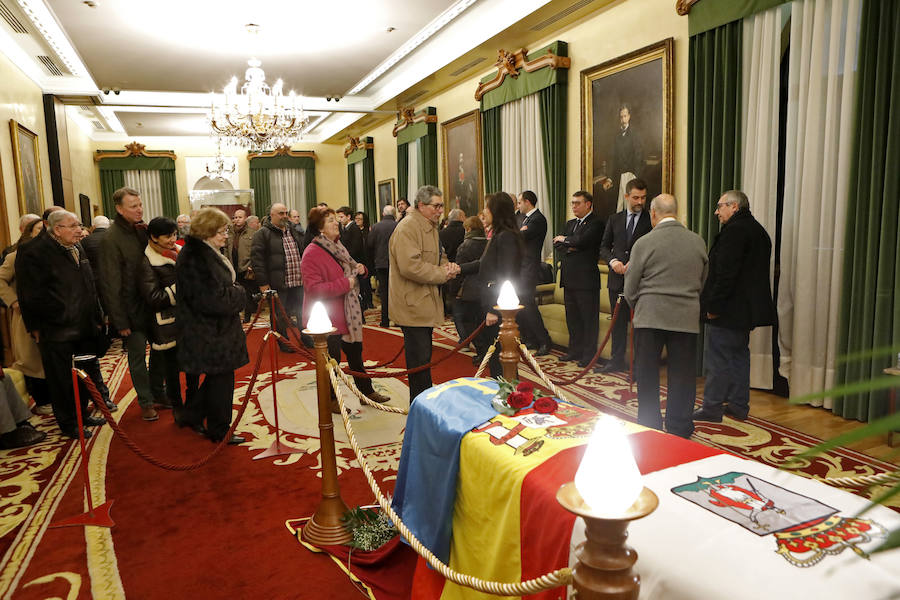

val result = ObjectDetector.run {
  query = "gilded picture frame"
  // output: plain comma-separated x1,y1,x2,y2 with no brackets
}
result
440,109,484,219
581,38,674,221
377,178,395,217
9,119,45,218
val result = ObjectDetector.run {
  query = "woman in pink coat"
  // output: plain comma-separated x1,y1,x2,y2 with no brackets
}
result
300,207,390,407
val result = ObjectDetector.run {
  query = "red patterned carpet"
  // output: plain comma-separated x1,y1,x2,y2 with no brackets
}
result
0,315,896,599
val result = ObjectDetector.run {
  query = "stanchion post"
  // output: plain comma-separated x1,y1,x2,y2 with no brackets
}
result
301,303,351,546
50,357,114,529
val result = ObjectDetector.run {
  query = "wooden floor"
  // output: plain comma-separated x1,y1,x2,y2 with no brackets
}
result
700,379,899,466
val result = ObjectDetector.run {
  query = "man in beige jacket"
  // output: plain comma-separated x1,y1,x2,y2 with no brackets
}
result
389,185,460,402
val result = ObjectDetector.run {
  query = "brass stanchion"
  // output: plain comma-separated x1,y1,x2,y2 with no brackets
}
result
495,281,523,382
300,302,352,546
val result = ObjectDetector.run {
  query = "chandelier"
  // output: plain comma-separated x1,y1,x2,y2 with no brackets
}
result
205,140,236,181
209,58,308,152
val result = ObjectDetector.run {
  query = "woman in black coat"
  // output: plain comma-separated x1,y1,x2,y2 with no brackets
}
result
176,208,249,444
138,217,181,413
451,216,489,363
458,192,525,376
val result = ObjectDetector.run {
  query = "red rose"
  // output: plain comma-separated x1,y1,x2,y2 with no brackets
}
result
516,382,534,394
533,397,558,414
507,391,531,409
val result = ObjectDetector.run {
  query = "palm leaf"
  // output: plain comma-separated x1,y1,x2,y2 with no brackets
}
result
834,345,900,365
795,412,900,457
790,376,900,407
856,481,900,517
871,527,900,554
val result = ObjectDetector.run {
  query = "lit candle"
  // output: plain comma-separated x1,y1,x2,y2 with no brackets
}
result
574,416,643,515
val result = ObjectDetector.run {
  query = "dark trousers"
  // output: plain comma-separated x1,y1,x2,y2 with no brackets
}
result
124,330,159,408
518,287,551,348
452,299,490,359
327,337,375,395
702,324,751,418
376,268,390,326
359,274,374,310
150,346,182,408
38,338,108,432
564,288,599,361
24,375,51,406
401,326,433,403
183,371,235,440
633,328,697,439
273,286,303,343
238,272,260,321
607,290,631,366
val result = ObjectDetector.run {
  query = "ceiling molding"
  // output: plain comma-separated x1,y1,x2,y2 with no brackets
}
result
473,46,570,101
247,147,317,160
94,142,177,162
392,106,438,137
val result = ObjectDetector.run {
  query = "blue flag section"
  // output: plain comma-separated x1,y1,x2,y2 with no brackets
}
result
391,378,499,563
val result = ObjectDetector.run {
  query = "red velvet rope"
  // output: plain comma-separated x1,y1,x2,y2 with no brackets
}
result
80,334,270,471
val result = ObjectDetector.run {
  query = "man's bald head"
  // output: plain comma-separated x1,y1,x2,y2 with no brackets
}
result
649,194,678,227
269,203,288,227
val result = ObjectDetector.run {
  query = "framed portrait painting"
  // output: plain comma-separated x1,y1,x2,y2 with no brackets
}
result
581,38,674,221
441,109,483,219
9,120,45,217
377,178,395,217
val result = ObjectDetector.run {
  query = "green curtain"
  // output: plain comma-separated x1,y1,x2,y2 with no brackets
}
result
347,164,357,209
481,107,502,194
249,167,271,216
418,132,438,187
99,170,124,217
687,21,743,247
834,0,900,422
305,169,317,215
538,83,567,248
397,143,409,202
363,155,376,219
689,0,789,35
159,170,178,219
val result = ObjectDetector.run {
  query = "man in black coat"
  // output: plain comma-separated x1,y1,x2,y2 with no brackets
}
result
16,210,108,439
251,203,307,351
553,191,604,367
598,104,644,217
367,205,397,327
695,190,776,423
439,209,466,262
516,191,551,355
336,206,364,262
598,178,653,372
81,215,109,290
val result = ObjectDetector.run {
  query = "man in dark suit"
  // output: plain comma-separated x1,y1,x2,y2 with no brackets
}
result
599,104,644,216
336,206,364,263
367,204,398,327
517,190,551,355
439,209,466,262
695,190,776,423
553,191,604,367
598,178,653,372
624,194,708,439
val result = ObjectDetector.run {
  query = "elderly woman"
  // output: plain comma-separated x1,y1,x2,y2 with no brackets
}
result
176,208,248,444
0,219,52,415
300,206,389,408
138,217,182,415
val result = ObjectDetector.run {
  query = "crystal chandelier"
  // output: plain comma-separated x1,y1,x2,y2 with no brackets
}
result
209,58,308,152
205,140,236,181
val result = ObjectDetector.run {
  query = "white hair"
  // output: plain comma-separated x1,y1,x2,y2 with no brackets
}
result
48,210,78,229
382,205,395,217
92,215,110,228
19,213,40,231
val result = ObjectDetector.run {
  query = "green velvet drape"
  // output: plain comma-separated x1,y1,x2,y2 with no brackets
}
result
834,0,900,422
159,170,178,218
305,169,317,215
539,83,567,245
249,167,271,216
417,133,438,187
687,21,743,247
99,170,124,217
348,164,357,209
397,143,409,202
363,155,376,219
481,107,502,194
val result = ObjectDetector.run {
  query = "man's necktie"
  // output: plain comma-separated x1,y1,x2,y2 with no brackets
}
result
573,219,582,234
626,213,636,245
68,247,80,266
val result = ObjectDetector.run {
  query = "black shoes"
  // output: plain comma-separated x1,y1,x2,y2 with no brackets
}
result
692,408,723,423
577,357,592,368
104,400,119,412
724,406,749,421
0,423,47,449
84,415,106,427
559,353,579,362
61,427,92,440
535,344,550,356
278,344,297,353
597,362,627,374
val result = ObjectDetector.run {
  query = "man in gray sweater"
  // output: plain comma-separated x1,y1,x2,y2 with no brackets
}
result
624,194,708,439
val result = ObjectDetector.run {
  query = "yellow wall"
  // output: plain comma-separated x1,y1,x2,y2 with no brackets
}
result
88,137,348,216
67,114,101,220
357,0,689,222
0,50,55,242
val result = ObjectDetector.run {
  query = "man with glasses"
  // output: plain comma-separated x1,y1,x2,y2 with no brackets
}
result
251,203,308,351
553,191,604,367
389,185,459,402
694,190,775,423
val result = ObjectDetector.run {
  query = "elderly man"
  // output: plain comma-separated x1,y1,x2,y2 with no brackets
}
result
695,190,776,423
624,194,707,439
368,204,398,327
251,203,307,351
288,209,305,238
16,210,109,439
247,215,261,232
175,213,191,247
389,185,459,402
100,187,162,422
230,208,258,322
598,178,653,373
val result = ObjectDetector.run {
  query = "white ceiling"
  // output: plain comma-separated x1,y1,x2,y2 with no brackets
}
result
0,0,560,142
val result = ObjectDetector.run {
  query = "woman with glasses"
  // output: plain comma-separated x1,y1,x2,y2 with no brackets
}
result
175,208,248,444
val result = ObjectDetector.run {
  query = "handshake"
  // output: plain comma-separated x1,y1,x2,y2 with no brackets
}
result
443,262,461,279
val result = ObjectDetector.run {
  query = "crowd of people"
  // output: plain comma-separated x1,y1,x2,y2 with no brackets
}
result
0,177,774,448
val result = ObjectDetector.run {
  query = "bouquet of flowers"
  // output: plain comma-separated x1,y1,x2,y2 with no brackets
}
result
492,377,559,416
